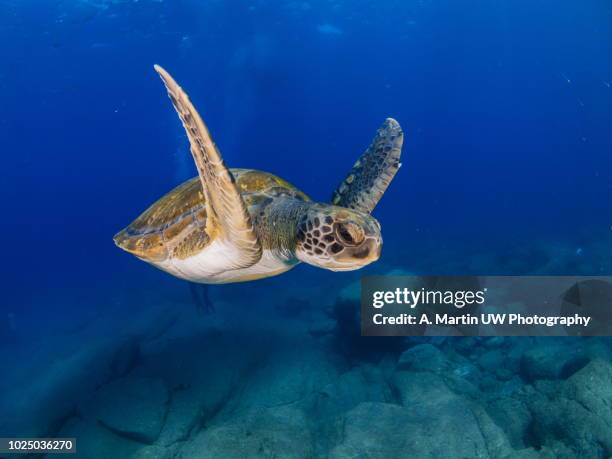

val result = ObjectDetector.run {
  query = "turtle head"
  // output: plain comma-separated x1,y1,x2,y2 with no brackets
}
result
295,204,382,271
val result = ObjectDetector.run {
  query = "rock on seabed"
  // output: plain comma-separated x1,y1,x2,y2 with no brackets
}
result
81,376,169,444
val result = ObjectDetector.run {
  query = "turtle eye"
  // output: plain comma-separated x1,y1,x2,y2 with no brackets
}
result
335,222,365,246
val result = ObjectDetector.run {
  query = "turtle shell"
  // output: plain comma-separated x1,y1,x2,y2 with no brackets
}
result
114,169,309,262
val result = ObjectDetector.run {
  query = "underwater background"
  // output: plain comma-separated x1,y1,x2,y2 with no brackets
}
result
0,0,611,458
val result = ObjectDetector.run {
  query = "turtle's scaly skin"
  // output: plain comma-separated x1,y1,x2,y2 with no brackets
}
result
114,169,310,263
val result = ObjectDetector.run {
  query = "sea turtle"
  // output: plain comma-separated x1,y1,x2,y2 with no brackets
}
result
114,65,404,284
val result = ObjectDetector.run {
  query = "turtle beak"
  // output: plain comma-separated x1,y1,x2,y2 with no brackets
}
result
334,236,381,269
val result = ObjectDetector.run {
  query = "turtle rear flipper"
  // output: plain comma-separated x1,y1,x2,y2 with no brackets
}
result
189,283,215,314
154,65,262,271
332,118,403,214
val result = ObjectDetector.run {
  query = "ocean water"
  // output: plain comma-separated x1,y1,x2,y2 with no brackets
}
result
0,1,611,458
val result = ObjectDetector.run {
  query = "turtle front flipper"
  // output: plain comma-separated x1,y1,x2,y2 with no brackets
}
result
331,118,403,214
154,65,262,270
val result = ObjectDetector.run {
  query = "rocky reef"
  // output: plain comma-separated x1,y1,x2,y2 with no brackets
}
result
0,281,610,459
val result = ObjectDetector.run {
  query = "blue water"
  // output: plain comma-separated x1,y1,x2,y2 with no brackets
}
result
0,1,611,456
